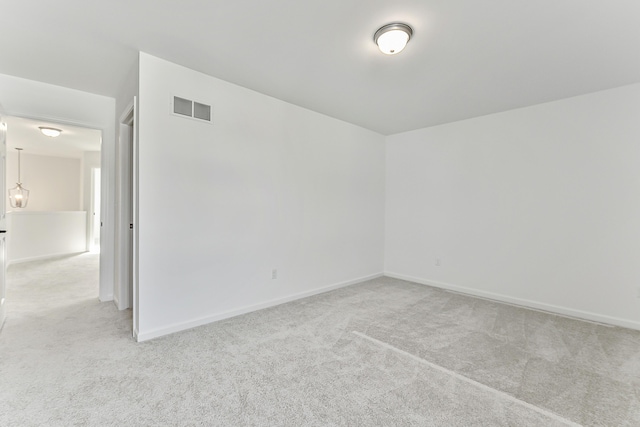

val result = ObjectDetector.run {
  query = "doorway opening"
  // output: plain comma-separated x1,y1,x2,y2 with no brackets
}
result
3,115,102,300
115,99,136,330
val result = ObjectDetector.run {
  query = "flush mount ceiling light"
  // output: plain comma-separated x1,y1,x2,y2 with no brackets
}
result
39,126,62,137
374,22,413,55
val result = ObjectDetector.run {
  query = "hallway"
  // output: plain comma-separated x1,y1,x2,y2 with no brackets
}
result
0,254,132,425
1,253,130,341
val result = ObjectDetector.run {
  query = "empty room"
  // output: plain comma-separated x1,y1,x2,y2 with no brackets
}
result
1,1,639,426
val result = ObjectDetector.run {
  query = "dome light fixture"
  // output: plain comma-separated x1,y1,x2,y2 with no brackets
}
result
374,23,413,55
373,22,413,55
39,126,62,137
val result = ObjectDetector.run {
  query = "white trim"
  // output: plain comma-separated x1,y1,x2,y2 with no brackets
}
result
352,331,581,427
385,271,640,331
115,120,133,311
99,293,114,302
116,96,139,330
135,272,384,342
119,100,135,124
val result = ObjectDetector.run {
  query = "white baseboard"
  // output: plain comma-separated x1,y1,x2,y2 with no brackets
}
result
99,293,114,302
385,271,640,331
136,272,384,342
7,251,87,266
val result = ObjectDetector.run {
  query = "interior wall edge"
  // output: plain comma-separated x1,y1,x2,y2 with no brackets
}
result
384,271,640,331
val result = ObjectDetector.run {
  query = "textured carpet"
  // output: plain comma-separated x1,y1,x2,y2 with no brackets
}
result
1,254,640,426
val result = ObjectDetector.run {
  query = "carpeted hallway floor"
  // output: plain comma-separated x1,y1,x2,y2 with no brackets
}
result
1,253,640,426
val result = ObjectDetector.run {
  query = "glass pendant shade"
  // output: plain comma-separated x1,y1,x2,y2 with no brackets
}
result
9,184,29,208
9,148,29,208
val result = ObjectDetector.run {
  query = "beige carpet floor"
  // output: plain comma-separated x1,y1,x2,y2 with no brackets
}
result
1,253,640,426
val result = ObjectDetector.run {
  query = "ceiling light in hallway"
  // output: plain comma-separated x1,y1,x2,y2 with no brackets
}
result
39,126,62,137
374,23,413,55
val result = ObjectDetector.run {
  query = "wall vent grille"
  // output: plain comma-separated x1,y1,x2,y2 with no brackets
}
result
171,96,212,123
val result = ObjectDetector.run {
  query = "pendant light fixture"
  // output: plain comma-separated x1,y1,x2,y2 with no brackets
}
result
374,23,413,55
9,148,29,208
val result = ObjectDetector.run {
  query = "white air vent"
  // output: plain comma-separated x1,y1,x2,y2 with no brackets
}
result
171,96,212,123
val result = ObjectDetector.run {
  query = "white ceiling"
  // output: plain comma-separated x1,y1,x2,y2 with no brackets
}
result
4,116,101,159
2,1,639,135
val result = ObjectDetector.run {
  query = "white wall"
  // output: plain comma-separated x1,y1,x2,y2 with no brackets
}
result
385,83,640,329
6,152,81,212
82,151,101,250
81,151,101,212
136,53,385,340
7,211,87,264
0,73,116,301
115,59,139,121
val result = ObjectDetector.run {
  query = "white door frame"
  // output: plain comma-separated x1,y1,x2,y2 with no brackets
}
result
116,98,139,336
0,120,6,330
0,112,114,301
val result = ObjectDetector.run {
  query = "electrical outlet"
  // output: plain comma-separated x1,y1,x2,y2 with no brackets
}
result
271,269,278,280
435,258,441,267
